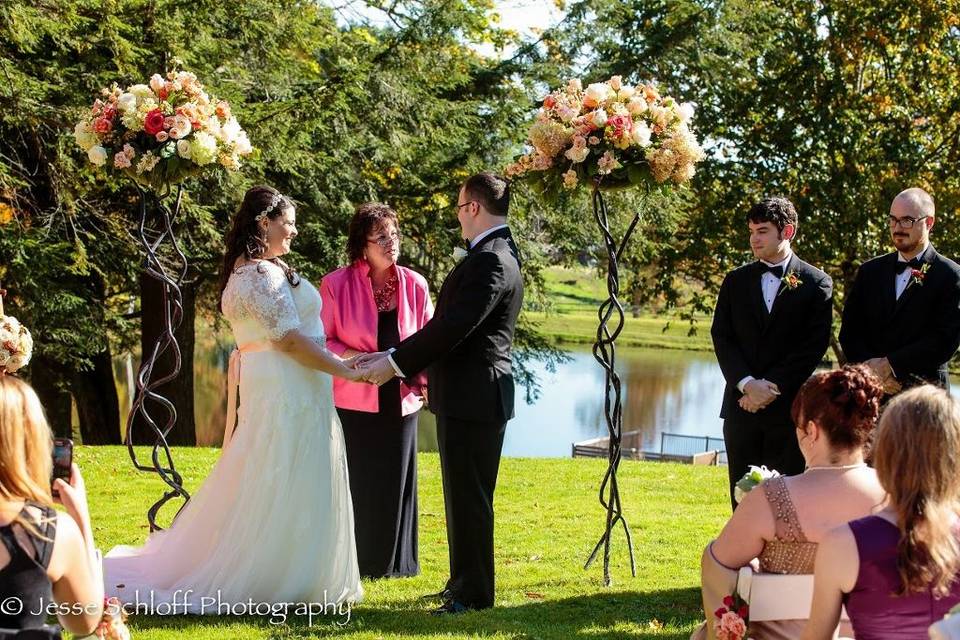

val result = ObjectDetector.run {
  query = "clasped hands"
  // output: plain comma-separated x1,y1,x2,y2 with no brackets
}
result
738,379,780,413
863,356,902,395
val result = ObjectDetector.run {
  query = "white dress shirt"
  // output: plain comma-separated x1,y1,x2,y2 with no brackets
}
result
895,244,929,300
386,225,511,379
737,252,792,393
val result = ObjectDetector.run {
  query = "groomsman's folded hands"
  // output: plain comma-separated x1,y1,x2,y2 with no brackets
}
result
738,379,780,414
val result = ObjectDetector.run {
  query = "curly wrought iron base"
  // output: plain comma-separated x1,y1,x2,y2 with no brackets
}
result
125,183,191,532
584,185,639,587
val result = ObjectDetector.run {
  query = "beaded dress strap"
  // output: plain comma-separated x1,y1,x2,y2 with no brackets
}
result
762,476,808,543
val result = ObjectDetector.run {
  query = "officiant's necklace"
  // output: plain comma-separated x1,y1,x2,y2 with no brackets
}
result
804,462,867,472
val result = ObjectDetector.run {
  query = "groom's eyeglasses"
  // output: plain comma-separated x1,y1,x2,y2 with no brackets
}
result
368,232,401,248
889,215,929,229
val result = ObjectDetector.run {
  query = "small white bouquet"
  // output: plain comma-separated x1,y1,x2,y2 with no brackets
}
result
734,465,780,504
0,314,32,374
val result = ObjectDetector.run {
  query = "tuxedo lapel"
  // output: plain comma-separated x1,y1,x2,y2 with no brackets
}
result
749,263,770,325
892,246,937,318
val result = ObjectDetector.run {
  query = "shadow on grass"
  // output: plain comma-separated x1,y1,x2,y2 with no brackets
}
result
125,587,703,639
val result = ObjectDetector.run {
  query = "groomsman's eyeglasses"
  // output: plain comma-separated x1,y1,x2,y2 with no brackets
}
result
889,215,929,229
368,231,401,247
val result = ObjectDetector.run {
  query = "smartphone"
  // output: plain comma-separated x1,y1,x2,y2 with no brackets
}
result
51,438,73,499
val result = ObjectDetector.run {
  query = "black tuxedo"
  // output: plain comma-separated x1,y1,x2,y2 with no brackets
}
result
392,226,523,609
711,254,832,508
839,245,960,389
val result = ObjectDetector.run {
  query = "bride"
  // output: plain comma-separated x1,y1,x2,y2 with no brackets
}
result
104,185,367,611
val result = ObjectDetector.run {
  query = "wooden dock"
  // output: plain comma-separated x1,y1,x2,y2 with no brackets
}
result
572,430,722,465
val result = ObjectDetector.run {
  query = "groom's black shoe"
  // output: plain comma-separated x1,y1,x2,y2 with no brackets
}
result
430,599,472,616
420,588,453,602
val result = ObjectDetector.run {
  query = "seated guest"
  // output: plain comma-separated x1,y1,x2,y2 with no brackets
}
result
695,365,886,639
803,385,960,640
0,376,103,636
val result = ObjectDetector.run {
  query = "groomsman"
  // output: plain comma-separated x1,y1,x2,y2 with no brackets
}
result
839,188,960,393
711,197,833,509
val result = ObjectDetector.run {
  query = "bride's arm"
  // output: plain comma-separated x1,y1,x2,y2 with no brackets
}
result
275,330,367,381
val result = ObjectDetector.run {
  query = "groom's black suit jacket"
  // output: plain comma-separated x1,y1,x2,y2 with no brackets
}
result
711,255,833,427
391,227,524,423
839,246,960,389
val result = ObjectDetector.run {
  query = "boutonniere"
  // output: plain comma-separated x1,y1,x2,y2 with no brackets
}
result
452,247,469,262
778,270,803,295
910,263,930,286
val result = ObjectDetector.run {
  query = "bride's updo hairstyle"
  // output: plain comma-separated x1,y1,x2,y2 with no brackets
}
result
790,364,884,454
218,185,299,310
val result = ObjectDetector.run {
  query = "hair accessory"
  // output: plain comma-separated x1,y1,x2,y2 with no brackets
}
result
254,192,283,222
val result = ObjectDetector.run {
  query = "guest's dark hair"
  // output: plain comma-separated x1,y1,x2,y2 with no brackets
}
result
790,364,883,452
218,185,299,311
745,196,798,234
346,202,398,264
463,172,510,218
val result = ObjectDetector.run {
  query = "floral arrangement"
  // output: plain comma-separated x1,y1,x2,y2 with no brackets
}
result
0,314,32,374
93,597,131,640
714,593,749,640
505,75,705,193
734,465,780,504
74,70,253,189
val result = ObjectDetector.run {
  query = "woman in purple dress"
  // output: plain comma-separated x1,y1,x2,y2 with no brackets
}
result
803,385,960,640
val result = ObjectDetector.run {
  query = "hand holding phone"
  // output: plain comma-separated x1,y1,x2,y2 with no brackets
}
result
51,438,73,499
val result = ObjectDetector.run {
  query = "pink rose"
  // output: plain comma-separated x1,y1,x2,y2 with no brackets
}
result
93,117,113,134
715,611,747,640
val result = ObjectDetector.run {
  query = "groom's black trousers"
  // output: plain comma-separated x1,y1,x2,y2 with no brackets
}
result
437,414,506,610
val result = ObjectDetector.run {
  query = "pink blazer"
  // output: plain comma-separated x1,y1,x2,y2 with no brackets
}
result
320,261,434,415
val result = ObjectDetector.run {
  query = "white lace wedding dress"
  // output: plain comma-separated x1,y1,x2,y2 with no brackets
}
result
103,260,363,611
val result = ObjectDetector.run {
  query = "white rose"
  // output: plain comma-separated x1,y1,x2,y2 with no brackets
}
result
619,85,636,100
129,84,152,99
678,101,696,123
169,115,192,140
233,131,253,156
176,139,192,159
87,145,108,166
117,92,137,113
585,82,613,105
149,74,165,94
626,98,648,116
632,122,652,147
73,121,97,151
591,108,608,128
220,117,242,144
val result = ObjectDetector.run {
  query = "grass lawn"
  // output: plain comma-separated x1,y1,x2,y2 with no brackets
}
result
528,266,713,352
77,446,729,640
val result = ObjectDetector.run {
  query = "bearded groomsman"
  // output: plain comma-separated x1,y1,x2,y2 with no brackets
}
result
839,188,960,394
711,197,833,509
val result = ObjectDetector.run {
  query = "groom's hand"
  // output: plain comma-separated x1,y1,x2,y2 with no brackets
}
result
355,351,388,367
364,356,397,386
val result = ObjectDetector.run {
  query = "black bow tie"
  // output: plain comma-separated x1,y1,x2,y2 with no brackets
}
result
758,263,784,278
896,258,923,274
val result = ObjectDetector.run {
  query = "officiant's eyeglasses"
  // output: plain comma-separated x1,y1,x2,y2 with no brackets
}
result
889,215,929,229
368,231,401,247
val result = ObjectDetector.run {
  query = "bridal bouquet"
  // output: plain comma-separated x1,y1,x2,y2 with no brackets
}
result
734,465,780,504
0,314,32,374
505,75,705,193
74,70,253,190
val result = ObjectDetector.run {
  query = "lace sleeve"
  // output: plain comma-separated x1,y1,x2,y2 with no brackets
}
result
237,263,302,341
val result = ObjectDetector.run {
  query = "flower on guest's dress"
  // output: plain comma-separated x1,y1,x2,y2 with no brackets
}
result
714,592,749,640
734,465,780,504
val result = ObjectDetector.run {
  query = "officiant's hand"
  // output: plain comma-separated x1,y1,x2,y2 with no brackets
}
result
743,379,779,409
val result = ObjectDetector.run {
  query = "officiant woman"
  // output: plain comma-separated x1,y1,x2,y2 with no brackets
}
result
320,202,434,578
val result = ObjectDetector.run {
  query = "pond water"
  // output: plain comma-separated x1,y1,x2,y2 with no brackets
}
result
116,338,727,458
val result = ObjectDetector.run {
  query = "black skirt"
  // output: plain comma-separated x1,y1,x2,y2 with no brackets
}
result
337,307,419,578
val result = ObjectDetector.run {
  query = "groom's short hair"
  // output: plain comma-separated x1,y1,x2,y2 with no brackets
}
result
746,196,798,234
464,173,510,218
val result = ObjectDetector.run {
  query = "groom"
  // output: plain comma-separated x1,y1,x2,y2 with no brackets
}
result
359,172,523,613
711,197,833,510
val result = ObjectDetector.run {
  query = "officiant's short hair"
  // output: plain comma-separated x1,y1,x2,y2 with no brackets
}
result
746,196,798,234
464,173,510,218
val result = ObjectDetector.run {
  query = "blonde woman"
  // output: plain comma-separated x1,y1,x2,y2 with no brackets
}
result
803,385,960,639
0,376,103,635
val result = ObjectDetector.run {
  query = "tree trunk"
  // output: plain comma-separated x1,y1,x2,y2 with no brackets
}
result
28,355,73,439
71,348,122,444
130,273,197,446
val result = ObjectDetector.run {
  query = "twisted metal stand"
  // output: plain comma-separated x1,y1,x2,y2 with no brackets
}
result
583,185,639,586
125,183,191,531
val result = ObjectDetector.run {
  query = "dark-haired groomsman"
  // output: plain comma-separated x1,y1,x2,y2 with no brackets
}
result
839,188,960,394
712,197,833,509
